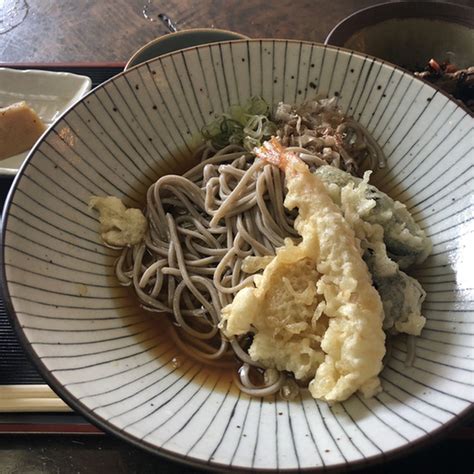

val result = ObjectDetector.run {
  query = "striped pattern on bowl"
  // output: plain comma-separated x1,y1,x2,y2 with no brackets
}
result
1,40,473,471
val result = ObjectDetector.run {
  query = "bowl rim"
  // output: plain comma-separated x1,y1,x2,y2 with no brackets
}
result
1,38,473,472
325,1,474,47
125,27,249,70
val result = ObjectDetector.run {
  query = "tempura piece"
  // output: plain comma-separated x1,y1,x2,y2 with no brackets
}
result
221,138,386,402
89,196,147,247
314,165,432,268
321,167,427,336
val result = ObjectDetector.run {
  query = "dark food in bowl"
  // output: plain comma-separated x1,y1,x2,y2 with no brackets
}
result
414,59,474,112
324,2,473,113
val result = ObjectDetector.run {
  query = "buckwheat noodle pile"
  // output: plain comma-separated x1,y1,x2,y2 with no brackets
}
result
115,98,386,397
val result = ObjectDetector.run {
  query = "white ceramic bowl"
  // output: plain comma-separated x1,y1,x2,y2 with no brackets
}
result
1,40,473,471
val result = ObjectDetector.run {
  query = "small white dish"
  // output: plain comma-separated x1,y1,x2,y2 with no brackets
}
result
0,68,92,176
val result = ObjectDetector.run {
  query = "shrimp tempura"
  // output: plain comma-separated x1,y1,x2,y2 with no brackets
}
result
222,138,386,402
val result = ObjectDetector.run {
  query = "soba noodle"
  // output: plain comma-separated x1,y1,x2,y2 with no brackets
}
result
115,97,387,397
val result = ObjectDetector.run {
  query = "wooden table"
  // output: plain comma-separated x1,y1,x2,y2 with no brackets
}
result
1,0,473,472
1,0,470,64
